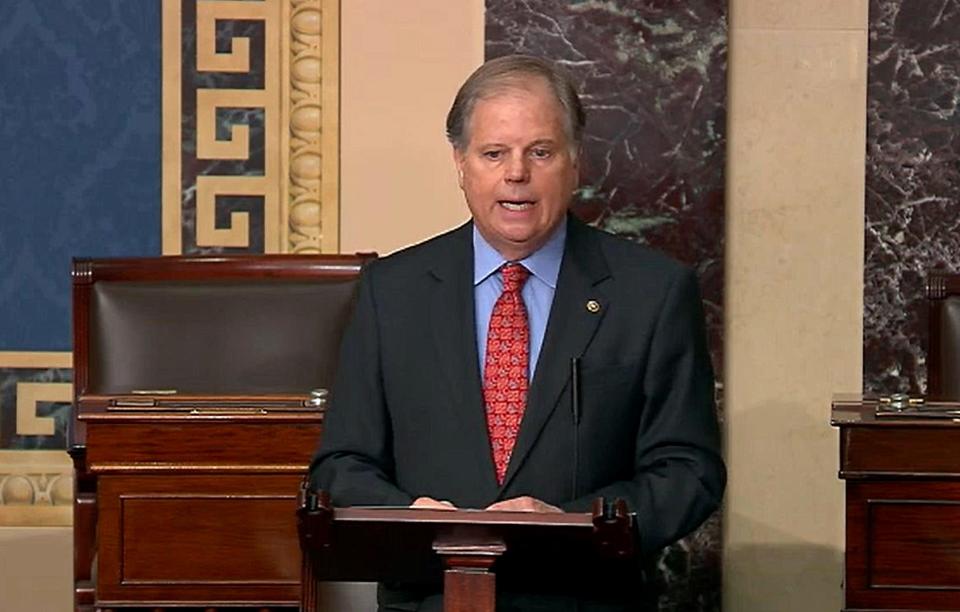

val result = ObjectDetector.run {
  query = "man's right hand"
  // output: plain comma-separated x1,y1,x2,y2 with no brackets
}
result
411,496,456,510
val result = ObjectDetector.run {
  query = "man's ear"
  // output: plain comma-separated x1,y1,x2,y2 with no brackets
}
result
452,147,466,189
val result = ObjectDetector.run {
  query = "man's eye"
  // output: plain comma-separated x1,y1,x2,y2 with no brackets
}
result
483,150,502,160
531,148,552,159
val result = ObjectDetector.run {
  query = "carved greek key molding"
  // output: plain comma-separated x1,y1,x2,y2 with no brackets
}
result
16,382,72,436
0,352,72,369
162,0,339,254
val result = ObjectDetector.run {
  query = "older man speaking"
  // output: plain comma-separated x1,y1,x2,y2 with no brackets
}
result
311,55,725,611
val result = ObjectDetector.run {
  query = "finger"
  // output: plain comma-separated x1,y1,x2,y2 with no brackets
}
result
487,497,562,513
411,496,458,510
485,499,533,512
536,501,563,513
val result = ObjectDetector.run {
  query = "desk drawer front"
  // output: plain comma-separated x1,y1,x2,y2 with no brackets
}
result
846,481,960,610
97,474,302,605
86,421,322,467
842,427,960,476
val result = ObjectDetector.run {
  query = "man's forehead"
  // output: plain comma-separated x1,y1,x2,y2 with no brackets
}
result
467,106,567,147
471,85,566,126
458,75,574,151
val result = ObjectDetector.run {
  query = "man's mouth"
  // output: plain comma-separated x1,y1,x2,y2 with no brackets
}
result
498,200,535,211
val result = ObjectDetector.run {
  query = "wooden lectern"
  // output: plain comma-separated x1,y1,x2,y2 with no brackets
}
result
833,394,960,611
297,489,637,612
70,254,372,611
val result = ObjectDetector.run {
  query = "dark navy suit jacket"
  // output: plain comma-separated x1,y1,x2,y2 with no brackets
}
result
310,215,725,608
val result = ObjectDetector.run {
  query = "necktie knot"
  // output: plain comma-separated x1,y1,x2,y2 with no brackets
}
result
500,263,530,293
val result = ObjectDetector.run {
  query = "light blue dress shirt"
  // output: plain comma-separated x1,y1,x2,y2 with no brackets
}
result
473,218,567,381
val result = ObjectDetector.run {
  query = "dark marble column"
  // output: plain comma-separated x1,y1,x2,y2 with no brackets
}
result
487,2,726,610
487,0,726,372
864,0,960,394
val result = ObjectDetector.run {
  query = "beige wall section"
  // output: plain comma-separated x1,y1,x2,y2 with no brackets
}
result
0,528,72,612
338,0,482,255
724,1,867,611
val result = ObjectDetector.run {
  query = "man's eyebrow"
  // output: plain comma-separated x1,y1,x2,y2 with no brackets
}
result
471,138,562,152
476,138,559,148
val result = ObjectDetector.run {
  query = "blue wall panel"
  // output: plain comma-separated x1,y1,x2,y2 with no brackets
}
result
0,0,161,350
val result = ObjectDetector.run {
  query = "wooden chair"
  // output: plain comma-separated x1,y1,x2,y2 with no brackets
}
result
926,271,960,398
69,253,373,611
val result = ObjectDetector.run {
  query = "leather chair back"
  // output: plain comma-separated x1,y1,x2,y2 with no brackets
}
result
927,272,960,398
73,255,374,397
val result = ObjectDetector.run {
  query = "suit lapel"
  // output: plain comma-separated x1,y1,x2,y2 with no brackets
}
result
428,222,500,496
501,217,612,490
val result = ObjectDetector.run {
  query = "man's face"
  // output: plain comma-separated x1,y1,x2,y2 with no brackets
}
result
453,79,579,261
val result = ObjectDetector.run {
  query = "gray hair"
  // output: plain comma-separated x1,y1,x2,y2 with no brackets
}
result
445,55,586,153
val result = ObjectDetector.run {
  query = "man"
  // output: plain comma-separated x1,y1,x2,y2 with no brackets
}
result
311,55,725,610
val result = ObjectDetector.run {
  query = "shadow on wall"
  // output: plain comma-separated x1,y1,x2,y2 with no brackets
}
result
721,391,847,611
725,527,843,611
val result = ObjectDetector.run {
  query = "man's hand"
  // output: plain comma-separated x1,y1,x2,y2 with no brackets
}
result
411,496,457,510
485,496,562,513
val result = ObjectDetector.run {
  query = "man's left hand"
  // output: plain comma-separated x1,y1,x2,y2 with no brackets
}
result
485,496,562,512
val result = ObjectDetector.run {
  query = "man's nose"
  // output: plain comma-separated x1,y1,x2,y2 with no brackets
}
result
504,154,530,183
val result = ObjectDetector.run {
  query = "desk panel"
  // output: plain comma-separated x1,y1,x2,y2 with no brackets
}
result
97,473,303,606
835,398,960,611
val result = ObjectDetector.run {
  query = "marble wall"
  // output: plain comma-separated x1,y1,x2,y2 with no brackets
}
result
488,0,727,371
487,1,727,609
864,0,960,394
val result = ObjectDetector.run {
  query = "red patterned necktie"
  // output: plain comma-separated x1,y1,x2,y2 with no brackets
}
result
483,263,531,485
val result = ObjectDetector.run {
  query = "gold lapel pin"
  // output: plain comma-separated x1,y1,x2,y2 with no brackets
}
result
586,299,601,313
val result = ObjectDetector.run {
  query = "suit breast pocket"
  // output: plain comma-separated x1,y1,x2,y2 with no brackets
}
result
579,358,643,395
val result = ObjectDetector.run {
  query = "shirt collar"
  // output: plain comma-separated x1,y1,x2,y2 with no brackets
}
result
473,217,567,289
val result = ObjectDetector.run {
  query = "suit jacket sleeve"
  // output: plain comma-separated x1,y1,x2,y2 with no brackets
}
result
559,267,725,556
308,262,414,507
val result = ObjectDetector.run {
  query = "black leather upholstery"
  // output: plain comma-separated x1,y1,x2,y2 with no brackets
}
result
927,273,960,399
73,255,372,398
935,295,960,399
89,279,358,394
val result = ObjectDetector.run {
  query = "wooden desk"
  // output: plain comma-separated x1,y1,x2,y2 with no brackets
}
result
70,254,370,611
77,401,320,609
833,395,960,611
